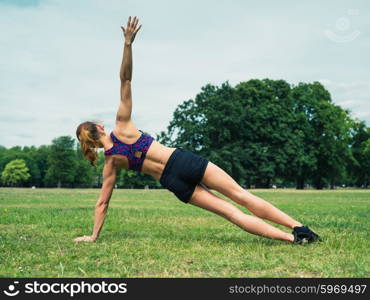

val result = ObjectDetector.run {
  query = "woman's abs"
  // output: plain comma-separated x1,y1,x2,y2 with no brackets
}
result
141,141,176,180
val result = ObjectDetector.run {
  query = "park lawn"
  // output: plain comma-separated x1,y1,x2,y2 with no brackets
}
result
0,188,369,278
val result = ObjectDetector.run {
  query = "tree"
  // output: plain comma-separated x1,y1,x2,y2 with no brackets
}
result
0,147,39,187
116,168,160,188
235,79,299,187
21,146,41,187
73,144,95,187
157,79,299,188
157,82,249,185
1,159,30,186
290,82,353,189
347,121,370,188
33,145,51,187
158,80,356,189
44,136,76,187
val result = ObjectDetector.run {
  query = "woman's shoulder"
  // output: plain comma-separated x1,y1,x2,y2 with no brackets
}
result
114,121,141,138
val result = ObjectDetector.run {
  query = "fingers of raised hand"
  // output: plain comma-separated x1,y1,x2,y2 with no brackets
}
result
133,16,139,28
127,16,140,31
134,24,142,34
127,16,131,28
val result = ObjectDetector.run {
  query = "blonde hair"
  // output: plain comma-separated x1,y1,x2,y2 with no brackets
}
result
76,121,101,167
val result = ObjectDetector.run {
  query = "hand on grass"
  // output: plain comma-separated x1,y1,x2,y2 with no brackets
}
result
73,235,96,242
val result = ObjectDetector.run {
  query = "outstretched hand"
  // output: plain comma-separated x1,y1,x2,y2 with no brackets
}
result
121,16,142,45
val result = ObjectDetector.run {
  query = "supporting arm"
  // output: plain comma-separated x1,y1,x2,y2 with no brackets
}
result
73,160,116,242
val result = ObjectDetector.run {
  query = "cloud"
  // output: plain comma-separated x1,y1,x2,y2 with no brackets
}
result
0,115,36,123
14,133,34,139
0,0,42,7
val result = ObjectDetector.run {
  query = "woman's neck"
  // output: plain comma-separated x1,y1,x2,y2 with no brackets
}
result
99,133,114,151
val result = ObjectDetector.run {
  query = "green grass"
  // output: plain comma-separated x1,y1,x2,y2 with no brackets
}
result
0,188,369,278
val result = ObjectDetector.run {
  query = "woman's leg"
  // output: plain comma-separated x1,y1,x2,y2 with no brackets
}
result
200,162,303,229
189,185,294,242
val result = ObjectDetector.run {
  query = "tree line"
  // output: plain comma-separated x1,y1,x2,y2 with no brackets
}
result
1,79,369,189
0,138,159,189
156,79,370,189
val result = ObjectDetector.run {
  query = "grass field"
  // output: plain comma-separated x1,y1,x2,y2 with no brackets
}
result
0,188,369,278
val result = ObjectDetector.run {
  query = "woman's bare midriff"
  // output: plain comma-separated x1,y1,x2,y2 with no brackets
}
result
141,141,176,180
109,140,176,181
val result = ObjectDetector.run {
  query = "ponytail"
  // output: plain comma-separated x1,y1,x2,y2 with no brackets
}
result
76,121,101,167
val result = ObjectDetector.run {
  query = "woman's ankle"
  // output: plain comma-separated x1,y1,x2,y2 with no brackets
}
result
290,222,303,229
286,233,295,243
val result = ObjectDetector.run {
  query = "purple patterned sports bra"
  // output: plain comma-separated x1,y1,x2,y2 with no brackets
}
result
104,130,154,172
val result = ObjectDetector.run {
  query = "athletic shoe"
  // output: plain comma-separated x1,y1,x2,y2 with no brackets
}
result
292,225,321,245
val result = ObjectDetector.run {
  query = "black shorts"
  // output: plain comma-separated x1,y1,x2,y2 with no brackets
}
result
159,148,209,203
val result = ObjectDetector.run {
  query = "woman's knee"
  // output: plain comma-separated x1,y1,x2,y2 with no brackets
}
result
220,202,243,222
229,189,252,206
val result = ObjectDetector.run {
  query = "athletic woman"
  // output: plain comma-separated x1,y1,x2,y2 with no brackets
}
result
74,17,320,244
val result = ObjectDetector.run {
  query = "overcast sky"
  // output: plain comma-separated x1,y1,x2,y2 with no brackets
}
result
0,0,369,148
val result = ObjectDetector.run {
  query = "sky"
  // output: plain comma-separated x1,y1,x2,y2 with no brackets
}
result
0,0,369,148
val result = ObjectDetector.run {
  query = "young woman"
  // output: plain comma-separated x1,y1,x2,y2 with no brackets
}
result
74,17,320,245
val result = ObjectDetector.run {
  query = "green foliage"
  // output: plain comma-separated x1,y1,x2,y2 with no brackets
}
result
0,137,162,188
0,146,40,187
116,168,161,188
44,136,76,187
1,159,30,186
290,82,354,189
72,145,95,188
347,121,370,188
158,79,365,189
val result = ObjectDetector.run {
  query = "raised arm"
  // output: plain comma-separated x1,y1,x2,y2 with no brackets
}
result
73,160,117,242
116,16,142,124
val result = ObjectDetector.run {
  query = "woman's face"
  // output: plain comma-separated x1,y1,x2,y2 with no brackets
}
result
94,121,106,135
96,124,105,131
